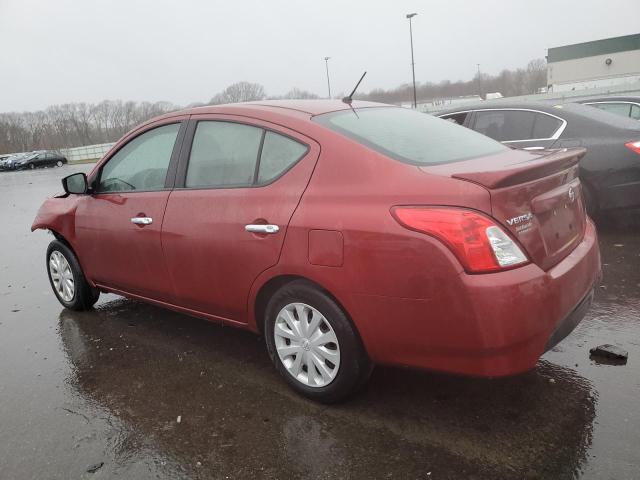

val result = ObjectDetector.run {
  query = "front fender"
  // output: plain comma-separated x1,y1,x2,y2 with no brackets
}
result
31,196,80,243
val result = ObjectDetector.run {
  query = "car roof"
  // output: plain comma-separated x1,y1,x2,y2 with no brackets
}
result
162,99,388,119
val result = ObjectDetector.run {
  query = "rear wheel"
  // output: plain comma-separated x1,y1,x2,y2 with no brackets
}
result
56,160,63,167
264,280,371,403
46,240,100,310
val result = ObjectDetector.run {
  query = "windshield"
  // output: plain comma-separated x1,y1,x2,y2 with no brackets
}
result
314,106,508,165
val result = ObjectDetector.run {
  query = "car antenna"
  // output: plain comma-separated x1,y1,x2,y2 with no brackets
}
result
342,71,367,105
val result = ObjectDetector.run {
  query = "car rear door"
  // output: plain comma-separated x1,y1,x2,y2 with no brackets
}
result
73,118,188,301
161,115,320,323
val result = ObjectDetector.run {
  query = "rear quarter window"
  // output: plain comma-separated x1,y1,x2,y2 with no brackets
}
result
257,131,308,184
313,107,507,165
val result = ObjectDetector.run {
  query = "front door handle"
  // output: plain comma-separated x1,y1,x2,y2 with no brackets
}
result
131,217,153,225
245,224,279,234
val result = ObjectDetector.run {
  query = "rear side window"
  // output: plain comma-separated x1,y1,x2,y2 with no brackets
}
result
473,110,538,142
314,107,507,165
186,122,263,187
631,104,640,120
185,121,308,188
257,131,308,184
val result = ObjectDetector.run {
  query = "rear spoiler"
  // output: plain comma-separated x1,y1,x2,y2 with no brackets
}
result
451,148,586,189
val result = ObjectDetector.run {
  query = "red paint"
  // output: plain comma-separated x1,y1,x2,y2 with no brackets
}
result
32,100,602,377
308,230,344,267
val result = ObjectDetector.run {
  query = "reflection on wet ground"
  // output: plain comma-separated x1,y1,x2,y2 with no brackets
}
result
1,167,639,479
56,301,597,479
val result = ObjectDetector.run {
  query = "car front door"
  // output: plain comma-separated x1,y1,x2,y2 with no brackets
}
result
72,118,187,301
33,153,45,167
161,115,320,323
470,109,564,150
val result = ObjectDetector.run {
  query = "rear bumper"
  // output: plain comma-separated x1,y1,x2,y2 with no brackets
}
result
544,284,594,352
351,219,601,377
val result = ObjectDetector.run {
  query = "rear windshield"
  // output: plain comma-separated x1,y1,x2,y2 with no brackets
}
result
313,106,508,165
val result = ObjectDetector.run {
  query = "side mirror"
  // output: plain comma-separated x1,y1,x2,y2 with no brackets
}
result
62,172,88,194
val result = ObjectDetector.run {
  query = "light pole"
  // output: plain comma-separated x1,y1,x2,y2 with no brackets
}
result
324,57,332,99
477,63,482,97
406,13,418,108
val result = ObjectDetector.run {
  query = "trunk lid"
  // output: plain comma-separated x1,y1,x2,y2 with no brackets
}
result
422,148,588,271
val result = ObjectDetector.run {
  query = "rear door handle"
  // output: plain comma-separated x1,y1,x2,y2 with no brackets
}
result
245,224,279,234
131,217,153,225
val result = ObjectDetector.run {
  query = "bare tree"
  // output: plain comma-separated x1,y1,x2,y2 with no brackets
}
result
209,81,266,104
279,88,319,100
525,58,547,93
0,100,178,154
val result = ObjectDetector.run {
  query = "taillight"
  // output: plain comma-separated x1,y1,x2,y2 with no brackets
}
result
391,207,529,273
625,141,640,155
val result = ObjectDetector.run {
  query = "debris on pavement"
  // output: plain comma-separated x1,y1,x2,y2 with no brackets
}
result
86,462,104,473
589,344,628,363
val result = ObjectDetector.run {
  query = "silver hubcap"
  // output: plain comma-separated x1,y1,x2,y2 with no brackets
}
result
49,251,75,302
274,303,340,388
56,161,63,167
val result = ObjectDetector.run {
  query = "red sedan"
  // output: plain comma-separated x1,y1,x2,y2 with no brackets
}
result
32,100,601,402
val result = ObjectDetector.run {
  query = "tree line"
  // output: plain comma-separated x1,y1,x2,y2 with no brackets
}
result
0,100,178,154
357,59,547,104
0,59,545,154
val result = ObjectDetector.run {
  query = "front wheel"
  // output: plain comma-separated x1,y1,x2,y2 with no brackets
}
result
29,163,35,170
46,240,100,310
264,280,371,403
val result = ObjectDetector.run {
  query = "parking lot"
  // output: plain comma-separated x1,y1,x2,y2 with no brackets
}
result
1,165,639,479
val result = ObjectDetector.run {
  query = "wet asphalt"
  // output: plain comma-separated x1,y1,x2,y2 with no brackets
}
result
0,166,639,480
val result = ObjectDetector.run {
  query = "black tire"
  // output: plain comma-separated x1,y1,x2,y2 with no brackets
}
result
46,239,100,310
56,160,63,167
264,280,372,403
29,163,35,170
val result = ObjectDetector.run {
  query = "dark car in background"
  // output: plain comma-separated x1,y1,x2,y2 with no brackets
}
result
577,96,640,120
4,150,68,170
437,102,640,216
0,152,28,170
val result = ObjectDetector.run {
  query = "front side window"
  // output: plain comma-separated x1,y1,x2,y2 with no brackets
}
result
97,123,180,193
314,107,507,166
186,122,263,188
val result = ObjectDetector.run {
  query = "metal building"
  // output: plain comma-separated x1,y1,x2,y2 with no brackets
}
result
547,33,640,92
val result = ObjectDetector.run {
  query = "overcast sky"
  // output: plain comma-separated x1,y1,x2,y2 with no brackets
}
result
1,0,638,112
